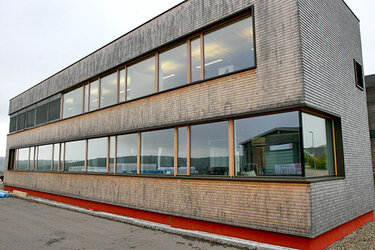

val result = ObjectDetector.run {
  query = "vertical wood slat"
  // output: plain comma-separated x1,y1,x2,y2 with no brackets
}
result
187,126,191,175
155,52,159,93
228,119,235,177
174,127,178,176
137,132,141,174
200,34,204,80
187,39,191,83
114,136,117,174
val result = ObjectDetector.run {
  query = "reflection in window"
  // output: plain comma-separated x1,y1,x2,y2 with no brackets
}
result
17,148,29,170
235,112,301,176
177,127,188,174
37,145,52,171
89,80,99,111
100,72,117,108
109,136,116,172
63,87,83,119
302,113,335,177
127,57,155,100
65,140,86,172
119,69,126,103
191,121,228,175
204,15,254,79
190,37,201,82
30,147,35,170
141,129,174,174
53,143,60,171
87,138,107,172
117,134,138,173
84,84,89,113
159,43,187,91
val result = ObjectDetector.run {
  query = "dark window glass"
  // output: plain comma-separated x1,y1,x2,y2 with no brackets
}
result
302,113,335,177
89,80,99,111
36,103,48,125
64,140,86,172
16,148,29,170
109,136,116,173
17,113,25,131
234,112,301,177
87,137,107,172
9,116,17,133
127,56,155,100
354,60,364,90
191,121,228,175
100,72,117,108
26,109,36,128
119,69,126,103
116,134,138,173
190,37,201,82
53,143,60,171
159,43,187,91
48,99,61,121
141,129,174,174
63,87,83,118
177,127,188,174
37,145,52,171
204,15,254,79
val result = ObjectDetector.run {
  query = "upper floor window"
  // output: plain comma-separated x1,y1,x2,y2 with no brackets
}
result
63,87,83,119
100,72,117,108
354,60,364,90
127,56,156,100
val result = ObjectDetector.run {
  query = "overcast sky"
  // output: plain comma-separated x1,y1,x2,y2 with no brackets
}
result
0,0,374,158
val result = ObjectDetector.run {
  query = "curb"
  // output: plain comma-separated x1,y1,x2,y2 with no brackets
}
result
5,191,294,250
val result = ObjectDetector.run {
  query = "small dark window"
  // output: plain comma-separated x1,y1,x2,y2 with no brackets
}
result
48,99,61,121
26,109,36,128
9,116,17,133
36,103,48,125
17,113,25,131
354,60,364,90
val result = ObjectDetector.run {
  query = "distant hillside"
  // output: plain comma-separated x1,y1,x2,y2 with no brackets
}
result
0,157,4,171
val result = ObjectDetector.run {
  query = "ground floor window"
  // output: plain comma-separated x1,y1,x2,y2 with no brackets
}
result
10,109,339,178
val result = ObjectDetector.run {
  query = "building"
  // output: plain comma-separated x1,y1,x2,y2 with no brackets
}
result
366,73,375,182
4,0,375,249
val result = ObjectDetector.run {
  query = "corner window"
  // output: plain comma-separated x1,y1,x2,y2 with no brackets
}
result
204,14,254,79
302,113,335,177
354,60,364,90
234,112,301,177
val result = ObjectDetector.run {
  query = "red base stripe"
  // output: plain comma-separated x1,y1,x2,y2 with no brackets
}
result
4,185,373,250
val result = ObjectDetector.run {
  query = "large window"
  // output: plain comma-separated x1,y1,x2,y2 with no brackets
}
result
64,140,86,172
89,80,99,111
17,148,29,170
234,112,301,177
87,137,107,172
204,15,254,79
100,72,117,108
159,43,187,91
191,121,229,175
127,56,155,100
141,129,174,174
37,145,52,171
63,87,83,119
302,113,335,176
116,134,138,173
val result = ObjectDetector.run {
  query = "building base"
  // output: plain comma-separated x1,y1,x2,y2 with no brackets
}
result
4,185,373,250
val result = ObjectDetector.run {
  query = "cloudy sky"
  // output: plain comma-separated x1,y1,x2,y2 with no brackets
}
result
0,0,374,157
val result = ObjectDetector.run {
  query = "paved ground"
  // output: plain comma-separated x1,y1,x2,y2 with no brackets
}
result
0,197,240,250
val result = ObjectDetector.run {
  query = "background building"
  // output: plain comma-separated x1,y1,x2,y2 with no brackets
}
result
366,73,375,183
4,0,375,249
